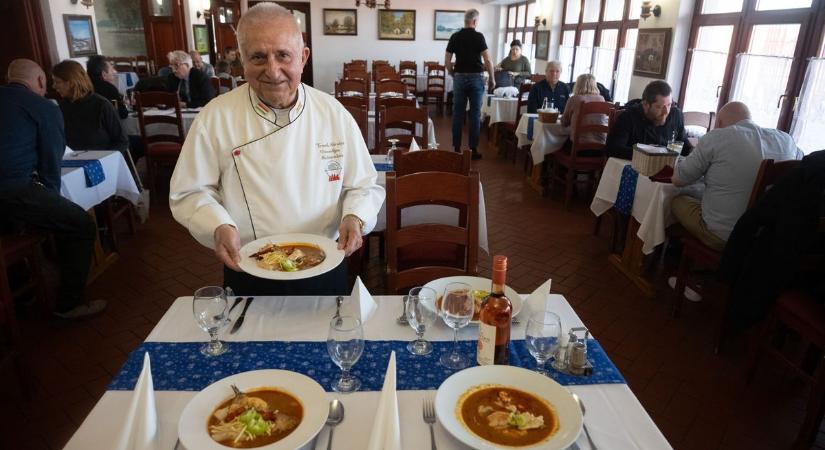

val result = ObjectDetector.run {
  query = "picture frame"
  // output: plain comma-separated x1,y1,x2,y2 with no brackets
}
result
633,28,672,79
378,10,415,41
534,31,550,60
63,14,97,58
433,10,463,41
193,25,209,54
323,9,357,36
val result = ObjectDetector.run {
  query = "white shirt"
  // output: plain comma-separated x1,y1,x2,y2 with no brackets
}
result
169,83,385,249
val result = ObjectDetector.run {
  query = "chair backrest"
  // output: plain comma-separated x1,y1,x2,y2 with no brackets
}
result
344,68,370,82
343,104,369,145
747,159,802,208
530,73,546,83
134,55,153,77
683,111,715,130
385,170,480,293
423,61,439,71
571,101,614,157
375,80,408,98
376,70,401,82
399,60,417,72
337,95,368,109
514,82,532,125
210,76,233,94
236,79,247,87
135,91,185,146
426,65,446,95
336,78,369,98
111,56,135,73
377,105,428,154
394,149,471,176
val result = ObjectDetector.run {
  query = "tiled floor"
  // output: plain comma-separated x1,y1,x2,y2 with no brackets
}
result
1,111,821,449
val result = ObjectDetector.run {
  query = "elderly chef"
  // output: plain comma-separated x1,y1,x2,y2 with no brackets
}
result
169,3,384,295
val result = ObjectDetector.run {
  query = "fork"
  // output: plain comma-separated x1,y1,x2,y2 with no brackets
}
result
422,395,437,450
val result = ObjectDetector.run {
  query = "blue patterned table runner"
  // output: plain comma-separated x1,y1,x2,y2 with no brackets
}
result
527,116,537,140
614,164,639,216
374,162,393,172
61,159,106,187
109,339,625,392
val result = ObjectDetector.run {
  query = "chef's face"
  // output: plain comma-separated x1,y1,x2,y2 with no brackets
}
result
643,94,672,126
241,17,309,108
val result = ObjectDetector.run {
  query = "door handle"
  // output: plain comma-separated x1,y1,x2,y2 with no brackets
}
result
716,85,722,98
777,94,788,109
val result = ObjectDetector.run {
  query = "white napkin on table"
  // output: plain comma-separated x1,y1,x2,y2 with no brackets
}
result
524,278,553,316
367,351,401,450
343,276,377,324
409,138,421,152
114,353,160,450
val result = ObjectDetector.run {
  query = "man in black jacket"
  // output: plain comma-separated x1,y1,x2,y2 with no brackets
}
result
86,55,128,119
606,80,692,159
165,50,215,108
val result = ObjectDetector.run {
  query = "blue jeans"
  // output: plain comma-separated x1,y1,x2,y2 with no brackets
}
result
451,73,485,151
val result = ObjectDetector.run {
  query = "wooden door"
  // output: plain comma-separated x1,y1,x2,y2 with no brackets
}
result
141,0,186,70
0,0,51,80
212,0,239,59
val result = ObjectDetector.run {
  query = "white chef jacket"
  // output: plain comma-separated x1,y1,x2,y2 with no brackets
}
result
169,83,385,249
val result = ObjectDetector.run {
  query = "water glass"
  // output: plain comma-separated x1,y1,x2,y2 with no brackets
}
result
668,140,684,154
439,282,474,369
386,138,400,165
192,286,229,356
327,316,364,393
525,310,562,375
406,287,438,355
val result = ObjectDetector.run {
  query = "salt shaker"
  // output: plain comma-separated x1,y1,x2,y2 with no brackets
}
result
552,332,570,371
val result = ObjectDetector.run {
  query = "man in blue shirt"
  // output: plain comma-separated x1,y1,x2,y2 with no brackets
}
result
527,61,570,113
0,59,105,319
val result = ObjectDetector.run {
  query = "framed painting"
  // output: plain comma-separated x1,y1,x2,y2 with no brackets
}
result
633,28,672,78
535,30,550,60
193,25,209,54
378,10,415,41
63,15,97,57
433,10,463,41
324,9,357,36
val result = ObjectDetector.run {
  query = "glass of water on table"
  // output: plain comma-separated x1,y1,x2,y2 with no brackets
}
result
192,286,230,356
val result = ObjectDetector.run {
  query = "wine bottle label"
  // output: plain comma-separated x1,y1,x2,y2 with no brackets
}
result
477,322,496,365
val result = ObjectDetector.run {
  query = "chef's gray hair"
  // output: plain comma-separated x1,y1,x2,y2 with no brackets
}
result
237,3,300,60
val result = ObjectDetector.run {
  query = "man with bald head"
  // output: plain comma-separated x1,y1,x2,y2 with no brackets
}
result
672,101,803,251
170,3,384,295
189,50,215,78
0,59,104,319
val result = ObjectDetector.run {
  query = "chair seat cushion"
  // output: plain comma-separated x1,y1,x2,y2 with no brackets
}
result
146,143,182,157
776,291,825,347
552,150,604,169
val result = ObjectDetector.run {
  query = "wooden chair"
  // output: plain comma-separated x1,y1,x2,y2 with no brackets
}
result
375,80,408,98
344,68,370,82
236,79,247,87
210,76,234,95
337,95,368,110
335,78,369,99
550,101,614,209
134,55,154,77
349,59,367,66
385,170,480,293
399,60,417,87
111,56,136,73
376,70,401,82
395,149,471,176
423,64,446,110
376,105,429,154
530,73,546,83
423,61,439,71
135,91,185,197
683,111,716,147
343,104,369,145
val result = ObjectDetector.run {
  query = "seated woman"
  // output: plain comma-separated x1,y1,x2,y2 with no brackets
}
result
52,60,128,155
496,40,531,85
561,73,608,146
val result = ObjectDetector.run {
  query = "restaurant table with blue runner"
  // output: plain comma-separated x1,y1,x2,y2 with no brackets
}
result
109,339,624,392
60,158,106,187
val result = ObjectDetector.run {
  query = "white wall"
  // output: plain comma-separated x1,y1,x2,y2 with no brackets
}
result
628,0,695,101
308,0,499,92
39,0,103,66
537,0,562,74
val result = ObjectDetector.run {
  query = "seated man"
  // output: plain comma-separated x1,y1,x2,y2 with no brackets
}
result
86,55,128,119
606,80,692,159
165,50,215,108
527,60,570,113
672,101,803,251
189,50,215,78
0,59,104,319
169,4,384,295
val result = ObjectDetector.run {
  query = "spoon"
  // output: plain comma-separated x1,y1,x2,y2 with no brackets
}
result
333,296,344,326
572,393,597,450
326,399,344,450
396,295,409,326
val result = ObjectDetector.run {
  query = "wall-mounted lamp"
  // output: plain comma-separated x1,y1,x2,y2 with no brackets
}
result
534,0,546,28
534,16,547,27
196,0,212,19
70,0,95,8
640,1,662,20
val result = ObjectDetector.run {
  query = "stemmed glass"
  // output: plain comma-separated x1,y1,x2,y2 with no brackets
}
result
386,138,400,165
439,282,474,369
525,310,562,375
428,141,439,150
327,316,365,393
192,286,229,356
406,287,438,355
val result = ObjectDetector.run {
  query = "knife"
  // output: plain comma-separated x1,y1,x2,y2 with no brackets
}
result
230,297,254,334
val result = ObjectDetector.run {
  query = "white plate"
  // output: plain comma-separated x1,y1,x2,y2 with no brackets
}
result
435,366,583,450
423,276,524,323
239,233,345,281
178,370,328,450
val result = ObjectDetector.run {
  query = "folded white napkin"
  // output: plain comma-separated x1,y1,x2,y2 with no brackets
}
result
343,276,377,324
64,146,73,156
524,278,553,316
409,138,421,152
114,353,160,450
367,351,401,450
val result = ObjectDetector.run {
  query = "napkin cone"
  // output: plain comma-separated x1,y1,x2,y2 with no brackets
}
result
525,278,553,315
344,276,377,323
367,351,401,450
114,352,160,450
409,138,421,152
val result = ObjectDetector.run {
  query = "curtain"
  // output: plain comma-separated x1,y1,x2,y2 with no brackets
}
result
591,47,617,88
790,58,825,154
573,46,594,79
729,53,793,128
613,48,635,104
682,49,728,113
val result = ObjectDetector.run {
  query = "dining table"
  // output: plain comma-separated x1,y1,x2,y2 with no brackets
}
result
515,113,571,195
64,290,671,450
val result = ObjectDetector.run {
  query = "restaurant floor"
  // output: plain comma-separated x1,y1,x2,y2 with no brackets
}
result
1,111,822,450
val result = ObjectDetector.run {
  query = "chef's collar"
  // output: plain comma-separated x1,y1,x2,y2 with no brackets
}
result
250,83,305,124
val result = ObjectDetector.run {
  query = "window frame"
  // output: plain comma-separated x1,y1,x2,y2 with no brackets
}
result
504,1,538,69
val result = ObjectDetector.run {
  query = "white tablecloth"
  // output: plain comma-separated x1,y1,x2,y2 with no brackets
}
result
481,94,522,125
60,151,140,210
114,72,139,97
368,113,437,150
121,108,200,138
65,293,670,450
414,73,453,93
590,158,704,255
515,113,571,164
371,155,489,253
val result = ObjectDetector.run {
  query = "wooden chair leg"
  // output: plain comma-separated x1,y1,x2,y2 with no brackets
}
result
564,168,574,210
672,252,691,318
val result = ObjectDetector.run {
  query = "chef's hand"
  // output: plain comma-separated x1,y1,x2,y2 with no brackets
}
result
214,224,242,271
338,215,363,257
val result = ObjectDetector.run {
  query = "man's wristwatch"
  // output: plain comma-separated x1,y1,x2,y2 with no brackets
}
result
345,214,365,234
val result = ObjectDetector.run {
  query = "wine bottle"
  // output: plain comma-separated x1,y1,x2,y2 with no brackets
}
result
477,255,512,365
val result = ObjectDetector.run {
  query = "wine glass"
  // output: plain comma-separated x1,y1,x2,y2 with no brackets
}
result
386,138,400,165
525,310,562,375
439,282,474,369
428,141,439,150
327,316,364,393
406,286,438,355
192,286,229,356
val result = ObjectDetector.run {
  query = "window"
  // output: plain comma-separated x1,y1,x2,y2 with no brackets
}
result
503,2,538,71
789,58,825,153
682,26,734,113
582,0,601,23
603,0,625,21
593,29,619,87
614,28,638,104
560,30,576,77
755,0,812,10
701,0,744,14
565,0,581,24
573,29,595,77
